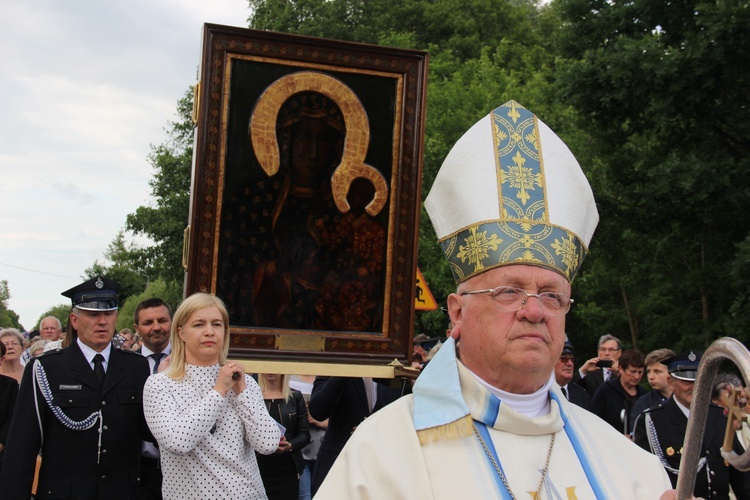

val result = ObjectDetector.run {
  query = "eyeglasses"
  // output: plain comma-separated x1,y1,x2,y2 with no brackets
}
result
598,347,621,353
460,286,573,316
559,355,576,364
2,341,21,348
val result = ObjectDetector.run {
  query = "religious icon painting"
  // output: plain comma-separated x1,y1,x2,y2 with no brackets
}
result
184,24,428,365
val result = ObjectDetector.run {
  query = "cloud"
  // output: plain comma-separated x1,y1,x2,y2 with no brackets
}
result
0,0,251,328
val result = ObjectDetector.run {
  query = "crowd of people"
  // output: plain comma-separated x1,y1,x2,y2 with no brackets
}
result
1,294,749,499
1,99,749,499
0,278,409,499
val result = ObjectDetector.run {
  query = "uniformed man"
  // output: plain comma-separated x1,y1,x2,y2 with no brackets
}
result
555,337,591,411
0,276,153,499
634,350,750,498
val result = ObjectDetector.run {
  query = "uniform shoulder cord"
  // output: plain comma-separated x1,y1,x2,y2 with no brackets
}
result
32,359,104,462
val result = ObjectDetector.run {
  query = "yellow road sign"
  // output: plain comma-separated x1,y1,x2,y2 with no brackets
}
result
415,268,438,311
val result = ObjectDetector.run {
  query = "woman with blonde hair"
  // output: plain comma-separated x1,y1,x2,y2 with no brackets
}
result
143,292,281,499
256,373,310,499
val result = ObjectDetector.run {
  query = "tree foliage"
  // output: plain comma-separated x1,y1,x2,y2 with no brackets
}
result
0,280,23,331
82,0,747,360
84,230,149,307
248,0,571,337
554,0,750,353
35,304,73,333
125,89,194,286
116,278,183,332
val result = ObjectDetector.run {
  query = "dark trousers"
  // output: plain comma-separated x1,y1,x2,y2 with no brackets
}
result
139,457,163,500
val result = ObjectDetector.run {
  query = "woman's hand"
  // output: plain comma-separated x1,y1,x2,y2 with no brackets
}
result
214,362,246,396
275,436,292,454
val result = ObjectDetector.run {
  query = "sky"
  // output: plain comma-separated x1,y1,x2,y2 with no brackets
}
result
0,0,252,331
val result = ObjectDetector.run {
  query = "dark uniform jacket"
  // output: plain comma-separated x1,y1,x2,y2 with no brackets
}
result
630,389,668,435
591,376,646,433
0,342,151,499
562,382,592,412
308,377,406,496
634,396,750,499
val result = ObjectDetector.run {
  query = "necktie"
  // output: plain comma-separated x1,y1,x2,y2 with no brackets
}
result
150,353,165,374
561,386,568,400
93,354,105,386
603,368,610,382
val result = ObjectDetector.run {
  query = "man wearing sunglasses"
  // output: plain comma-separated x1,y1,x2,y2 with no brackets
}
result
555,338,590,411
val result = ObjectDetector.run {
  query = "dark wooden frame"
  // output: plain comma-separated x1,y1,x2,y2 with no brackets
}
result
185,24,428,365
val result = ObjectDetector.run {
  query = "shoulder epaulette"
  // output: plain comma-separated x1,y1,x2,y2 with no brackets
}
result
35,348,64,359
643,404,665,415
116,348,140,356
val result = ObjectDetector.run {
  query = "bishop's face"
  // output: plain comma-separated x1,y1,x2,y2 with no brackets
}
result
448,264,570,394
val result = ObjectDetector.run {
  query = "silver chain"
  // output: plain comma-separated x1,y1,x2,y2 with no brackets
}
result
472,422,555,500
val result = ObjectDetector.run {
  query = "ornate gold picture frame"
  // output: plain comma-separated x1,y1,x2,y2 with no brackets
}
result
185,24,428,365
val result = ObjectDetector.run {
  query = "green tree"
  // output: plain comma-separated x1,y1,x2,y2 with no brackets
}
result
85,230,149,307
35,304,72,332
116,278,183,332
0,280,23,330
247,0,570,337
554,0,750,353
126,89,194,286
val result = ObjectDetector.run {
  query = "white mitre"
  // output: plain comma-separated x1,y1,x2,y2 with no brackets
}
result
425,100,599,283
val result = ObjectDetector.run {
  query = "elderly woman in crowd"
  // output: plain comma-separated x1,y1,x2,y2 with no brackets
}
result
27,339,50,358
0,342,19,471
256,374,310,500
143,292,281,499
0,329,25,384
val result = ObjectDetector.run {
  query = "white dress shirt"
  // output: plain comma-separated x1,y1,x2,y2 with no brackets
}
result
77,339,112,372
141,343,172,374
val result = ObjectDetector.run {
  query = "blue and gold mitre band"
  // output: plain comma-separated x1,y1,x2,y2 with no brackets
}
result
439,221,588,283
425,99,598,284
493,101,548,223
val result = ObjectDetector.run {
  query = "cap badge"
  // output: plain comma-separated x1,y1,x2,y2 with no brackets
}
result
95,277,104,289
688,351,696,362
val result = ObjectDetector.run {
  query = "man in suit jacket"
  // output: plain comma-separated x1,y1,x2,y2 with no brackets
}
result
308,376,406,496
133,297,173,500
0,276,152,499
634,350,750,498
572,334,622,396
555,337,591,411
